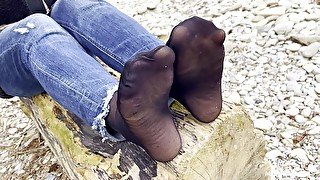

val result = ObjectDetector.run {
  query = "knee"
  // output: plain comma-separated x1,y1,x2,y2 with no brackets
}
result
51,0,83,18
14,14,66,45
51,0,104,21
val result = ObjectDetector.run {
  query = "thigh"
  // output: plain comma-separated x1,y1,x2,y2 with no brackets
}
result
0,14,58,96
50,0,164,73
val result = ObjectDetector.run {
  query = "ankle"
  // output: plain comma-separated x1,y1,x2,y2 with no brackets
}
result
105,92,118,131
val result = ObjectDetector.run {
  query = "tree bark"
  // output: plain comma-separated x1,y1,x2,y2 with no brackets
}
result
20,94,270,180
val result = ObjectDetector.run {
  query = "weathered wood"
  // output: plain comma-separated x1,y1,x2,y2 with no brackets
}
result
20,94,270,180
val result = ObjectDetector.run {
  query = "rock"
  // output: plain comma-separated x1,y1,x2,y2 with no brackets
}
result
289,148,309,164
244,96,255,105
253,119,273,131
308,164,318,173
307,126,320,135
226,92,241,104
290,35,320,45
255,6,287,16
274,16,294,35
303,63,316,73
315,84,320,94
285,107,300,116
288,13,305,23
286,81,301,91
286,43,301,52
137,5,147,14
16,123,28,129
311,116,320,125
300,42,320,58
7,128,18,134
251,15,264,22
147,0,160,10
45,173,58,180
301,107,312,117
265,149,282,159
295,115,307,124
315,74,320,83
296,171,310,178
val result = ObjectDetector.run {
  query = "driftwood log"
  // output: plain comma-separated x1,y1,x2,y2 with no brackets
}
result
20,94,270,179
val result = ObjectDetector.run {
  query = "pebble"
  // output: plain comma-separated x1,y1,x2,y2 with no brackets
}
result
285,107,300,116
307,126,320,135
147,0,160,10
311,116,320,125
301,42,320,58
265,149,282,159
274,19,294,35
286,81,301,91
226,91,241,104
253,119,273,131
290,148,309,164
290,35,320,46
303,63,316,73
286,43,301,52
295,115,307,124
315,84,320,94
7,128,18,135
301,107,312,117
256,6,287,16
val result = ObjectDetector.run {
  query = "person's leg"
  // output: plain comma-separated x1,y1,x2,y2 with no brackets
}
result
50,0,164,73
166,17,226,123
0,14,181,161
0,13,121,141
50,0,225,123
50,0,182,161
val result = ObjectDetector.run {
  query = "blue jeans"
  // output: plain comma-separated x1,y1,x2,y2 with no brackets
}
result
0,0,164,141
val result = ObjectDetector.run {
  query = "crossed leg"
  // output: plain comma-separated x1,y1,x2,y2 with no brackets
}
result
50,0,225,161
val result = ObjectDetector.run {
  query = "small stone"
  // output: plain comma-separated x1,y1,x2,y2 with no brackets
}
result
311,116,320,125
295,115,307,124
286,43,301,52
315,84,320,94
316,74,320,82
301,107,312,117
274,19,294,35
226,92,241,104
303,63,316,73
137,5,147,14
296,171,310,178
255,6,287,16
147,0,160,10
253,119,273,131
0,167,6,173
265,149,282,159
244,96,255,105
251,15,264,22
286,81,301,91
7,128,18,134
285,107,300,116
45,173,58,180
290,148,309,164
301,42,320,58
307,164,318,173
16,122,28,129
290,35,320,46
307,126,320,135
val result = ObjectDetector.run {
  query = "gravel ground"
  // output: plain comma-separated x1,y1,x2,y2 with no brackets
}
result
0,0,320,179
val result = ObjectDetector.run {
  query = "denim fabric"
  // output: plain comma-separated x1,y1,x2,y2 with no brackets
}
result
51,0,164,73
0,0,164,141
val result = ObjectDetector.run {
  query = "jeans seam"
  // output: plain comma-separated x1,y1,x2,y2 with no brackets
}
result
54,19,126,67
